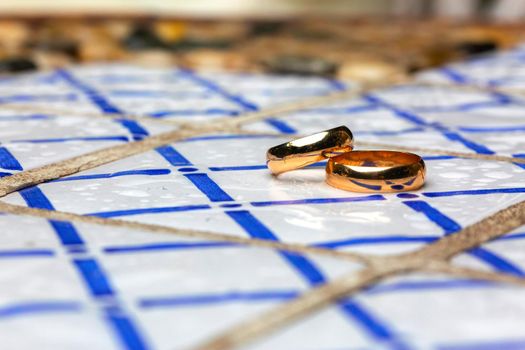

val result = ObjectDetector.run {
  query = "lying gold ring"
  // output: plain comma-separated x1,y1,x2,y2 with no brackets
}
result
266,126,353,175
326,150,425,193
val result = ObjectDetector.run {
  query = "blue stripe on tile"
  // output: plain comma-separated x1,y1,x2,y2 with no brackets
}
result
12,136,129,143
423,188,525,197
0,114,51,121
183,173,234,202
226,210,397,341
19,186,84,245
314,236,438,249
252,194,385,207
87,204,211,218
116,120,149,140
440,67,470,84
54,169,171,182
104,241,236,254
106,311,150,350
155,146,192,166
0,249,55,258
469,247,525,277
178,69,258,111
57,69,122,114
0,301,82,318
437,339,525,350
73,259,115,297
265,118,297,134
405,200,524,276
209,165,268,172
440,131,496,155
367,279,493,295
403,201,461,234
459,125,525,133
139,290,299,308
0,147,23,170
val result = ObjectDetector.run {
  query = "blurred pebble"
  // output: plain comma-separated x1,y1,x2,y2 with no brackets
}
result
0,57,37,73
263,55,337,76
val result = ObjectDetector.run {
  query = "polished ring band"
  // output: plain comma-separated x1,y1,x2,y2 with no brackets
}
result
266,126,353,175
326,150,426,193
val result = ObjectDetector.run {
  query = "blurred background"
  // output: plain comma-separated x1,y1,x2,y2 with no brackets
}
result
1,0,525,79
2,0,525,21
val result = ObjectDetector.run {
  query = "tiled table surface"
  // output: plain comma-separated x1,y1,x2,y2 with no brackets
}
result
1,46,525,350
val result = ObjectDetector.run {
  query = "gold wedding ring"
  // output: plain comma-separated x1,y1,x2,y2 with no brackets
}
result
326,150,426,193
266,126,353,175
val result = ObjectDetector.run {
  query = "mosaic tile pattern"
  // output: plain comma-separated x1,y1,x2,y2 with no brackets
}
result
1,46,525,349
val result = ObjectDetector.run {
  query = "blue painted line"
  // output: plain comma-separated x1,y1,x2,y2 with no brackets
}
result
252,194,385,207
513,154,525,170
108,90,211,99
225,210,327,286
301,104,380,114
0,147,23,171
155,146,192,166
116,120,149,141
12,136,129,143
18,182,150,349
139,290,299,308
423,187,525,197
53,169,171,182
73,259,115,297
0,249,55,258
422,155,457,160
405,200,524,276
469,247,525,277
183,173,235,202
0,114,51,121
265,118,297,134
458,125,525,133
500,232,525,241
19,186,84,245
87,204,211,218
209,165,268,171
57,70,122,114
0,172,11,177
104,241,236,254
0,301,82,318
366,279,493,295
105,312,150,350
314,236,438,249
356,127,425,136
226,210,398,342
178,69,258,111
58,70,193,168
328,79,346,91
403,201,461,234
365,92,504,157
183,134,279,143
440,130,495,154
439,67,470,84
0,93,78,104
149,108,239,118
363,94,427,126
436,339,525,350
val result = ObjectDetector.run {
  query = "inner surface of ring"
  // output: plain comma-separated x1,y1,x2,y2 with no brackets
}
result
328,150,424,181
332,150,420,167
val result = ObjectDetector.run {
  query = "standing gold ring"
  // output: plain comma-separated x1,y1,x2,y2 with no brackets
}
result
266,126,353,175
326,150,426,193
